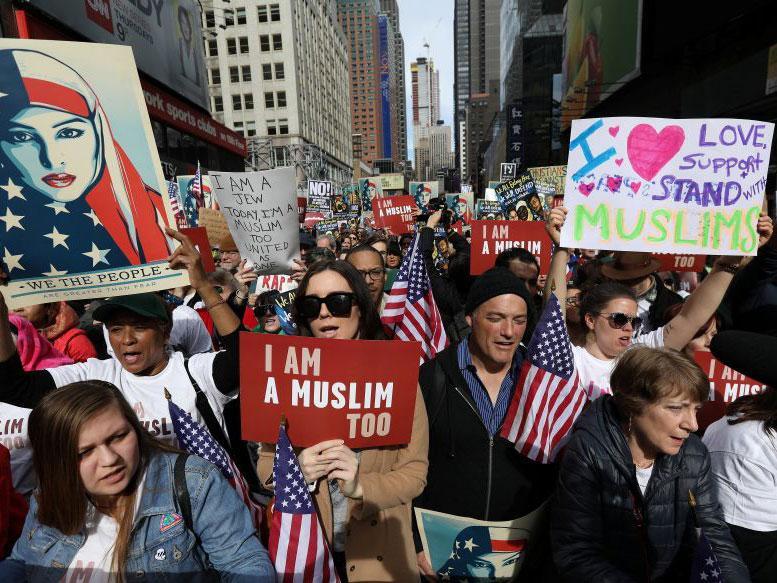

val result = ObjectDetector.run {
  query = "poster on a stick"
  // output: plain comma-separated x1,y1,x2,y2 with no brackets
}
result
210,167,300,275
495,172,546,221
373,195,416,235
0,39,187,309
470,221,551,276
307,180,332,215
560,117,774,255
240,334,422,448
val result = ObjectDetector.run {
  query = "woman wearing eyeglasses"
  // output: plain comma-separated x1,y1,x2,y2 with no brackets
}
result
544,206,769,400
257,260,429,582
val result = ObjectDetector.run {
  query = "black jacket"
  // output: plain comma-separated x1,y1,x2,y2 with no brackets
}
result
413,343,557,550
552,396,749,582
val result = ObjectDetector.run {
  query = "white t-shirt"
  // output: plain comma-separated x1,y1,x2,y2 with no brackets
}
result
635,464,654,495
48,351,233,444
64,472,146,583
103,305,213,359
0,402,34,497
703,417,777,531
573,327,665,399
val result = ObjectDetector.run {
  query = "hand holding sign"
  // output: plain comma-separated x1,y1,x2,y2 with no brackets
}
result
545,206,567,246
166,228,207,290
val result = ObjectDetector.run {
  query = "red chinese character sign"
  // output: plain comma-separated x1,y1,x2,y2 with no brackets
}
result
470,220,552,276
240,334,422,448
694,351,766,432
0,39,186,309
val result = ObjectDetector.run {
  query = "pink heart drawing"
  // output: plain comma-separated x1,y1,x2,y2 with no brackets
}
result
615,158,623,166
630,180,642,194
627,124,685,181
578,182,595,196
607,176,622,192
609,126,620,137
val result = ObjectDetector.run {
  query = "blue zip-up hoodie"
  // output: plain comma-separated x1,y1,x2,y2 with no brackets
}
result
0,451,275,582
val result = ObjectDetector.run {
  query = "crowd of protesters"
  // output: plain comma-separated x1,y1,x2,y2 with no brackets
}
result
0,200,776,583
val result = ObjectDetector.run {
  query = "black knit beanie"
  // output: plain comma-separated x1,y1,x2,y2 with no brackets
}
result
465,266,533,314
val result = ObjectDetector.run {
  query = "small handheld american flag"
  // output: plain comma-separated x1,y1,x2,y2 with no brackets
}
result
166,391,263,530
380,233,447,362
500,294,586,463
269,423,339,582
166,181,187,230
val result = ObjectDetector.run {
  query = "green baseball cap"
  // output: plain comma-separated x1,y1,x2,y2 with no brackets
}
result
93,293,170,323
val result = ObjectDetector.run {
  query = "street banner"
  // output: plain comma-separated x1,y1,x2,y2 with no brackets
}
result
500,162,518,182
180,228,215,272
359,177,383,212
529,165,567,209
560,117,774,255
495,172,546,221
476,200,504,220
177,174,216,227
240,334,422,447
653,253,707,272
210,168,300,275
470,221,552,276
694,351,765,432
415,501,548,581
373,195,416,235
410,181,439,212
0,40,187,309
307,180,332,215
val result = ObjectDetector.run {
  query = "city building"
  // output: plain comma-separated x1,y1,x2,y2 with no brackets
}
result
3,0,246,180
337,0,383,170
203,0,353,187
429,123,453,182
379,0,408,162
411,56,443,180
466,92,499,191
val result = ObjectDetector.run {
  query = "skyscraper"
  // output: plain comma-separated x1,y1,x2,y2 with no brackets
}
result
379,0,408,163
411,57,440,129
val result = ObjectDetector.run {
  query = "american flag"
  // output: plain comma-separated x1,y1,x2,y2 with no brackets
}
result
269,424,339,582
167,396,263,530
690,531,723,583
166,181,187,230
380,233,447,361
500,294,586,463
192,161,203,201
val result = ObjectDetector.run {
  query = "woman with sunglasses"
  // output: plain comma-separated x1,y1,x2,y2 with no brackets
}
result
545,206,766,400
257,260,429,582
251,291,285,335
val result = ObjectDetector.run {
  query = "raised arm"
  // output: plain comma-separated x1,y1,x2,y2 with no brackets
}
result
543,206,570,318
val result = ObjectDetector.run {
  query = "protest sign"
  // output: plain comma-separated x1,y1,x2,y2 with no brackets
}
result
197,207,230,247
210,168,300,275
488,181,502,190
470,221,551,276
653,253,707,272
177,174,216,227
296,196,307,224
240,334,422,447
377,173,404,191
694,351,765,432
446,193,474,224
560,117,774,255
529,165,567,210
303,211,326,229
495,172,545,221
253,273,296,294
359,178,383,212
373,195,416,235
410,181,439,211
476,200,504,219
500,162,518,182
314,218,344,236
180,228,215,272
0,40,187,309
415,501,548,580
332,186,361,219
307,180,332,215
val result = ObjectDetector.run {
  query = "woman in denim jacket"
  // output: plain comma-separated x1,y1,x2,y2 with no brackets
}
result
0,380,275,582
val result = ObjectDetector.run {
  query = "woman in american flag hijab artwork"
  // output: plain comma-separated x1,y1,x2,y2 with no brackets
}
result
0,48,174,279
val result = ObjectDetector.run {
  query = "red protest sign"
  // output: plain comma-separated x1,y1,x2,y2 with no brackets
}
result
470,220,552,276
181,227,215,272
303,211,325,229
297,196,307,224
694,351,766,432
373,195,416,234
240,333,422,448
653,254,707,272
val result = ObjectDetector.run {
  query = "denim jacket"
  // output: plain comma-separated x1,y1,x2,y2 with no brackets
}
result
0,451,275,582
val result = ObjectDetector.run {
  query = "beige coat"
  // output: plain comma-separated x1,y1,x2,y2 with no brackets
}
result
259,387,429,581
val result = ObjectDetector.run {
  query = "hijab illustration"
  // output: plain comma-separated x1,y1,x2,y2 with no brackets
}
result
0,49,173,278
437,526,528,581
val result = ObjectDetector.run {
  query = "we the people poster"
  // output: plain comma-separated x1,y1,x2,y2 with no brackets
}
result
0,39,186,308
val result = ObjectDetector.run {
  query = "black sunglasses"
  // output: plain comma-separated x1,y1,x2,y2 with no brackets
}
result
299,293,355,319
254,304,274,317
596,312,643,331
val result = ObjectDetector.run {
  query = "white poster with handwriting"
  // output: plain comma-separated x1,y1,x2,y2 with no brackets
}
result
209,168,300,274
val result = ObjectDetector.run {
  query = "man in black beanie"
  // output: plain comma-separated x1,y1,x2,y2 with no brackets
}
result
413,267,556,581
